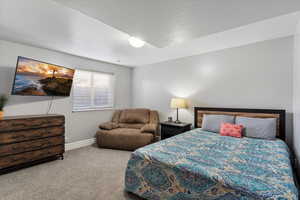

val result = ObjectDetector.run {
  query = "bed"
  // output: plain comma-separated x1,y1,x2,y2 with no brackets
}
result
124,107,298,200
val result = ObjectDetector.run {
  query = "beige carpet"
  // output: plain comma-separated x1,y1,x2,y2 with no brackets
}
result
0,146,141,200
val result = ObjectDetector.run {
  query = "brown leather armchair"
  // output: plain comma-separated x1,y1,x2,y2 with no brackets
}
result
96,108,159,150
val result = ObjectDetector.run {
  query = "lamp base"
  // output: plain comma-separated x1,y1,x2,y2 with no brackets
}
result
174,120,181,124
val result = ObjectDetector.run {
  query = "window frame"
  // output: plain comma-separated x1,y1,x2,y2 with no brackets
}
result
72,69,115,112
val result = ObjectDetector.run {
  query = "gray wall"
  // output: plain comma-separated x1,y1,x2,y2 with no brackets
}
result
293,21,300,177
133,37,294,146
0,40,132,143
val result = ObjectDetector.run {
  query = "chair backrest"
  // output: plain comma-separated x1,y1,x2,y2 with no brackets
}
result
149,110,159,124
112,109,159,125
119,109,150,124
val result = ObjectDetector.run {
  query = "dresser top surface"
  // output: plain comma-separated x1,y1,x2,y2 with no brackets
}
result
1,114,64,121
160,121,192,127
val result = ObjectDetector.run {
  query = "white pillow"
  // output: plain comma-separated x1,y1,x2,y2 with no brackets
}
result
202,114,235,133
235,117,276,139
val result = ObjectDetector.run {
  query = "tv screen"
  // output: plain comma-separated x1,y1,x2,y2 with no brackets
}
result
11,56,75,96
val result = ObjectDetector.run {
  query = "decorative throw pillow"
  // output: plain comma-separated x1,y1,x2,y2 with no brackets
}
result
220,123,243,138
235,117,277,139
202,114,235,133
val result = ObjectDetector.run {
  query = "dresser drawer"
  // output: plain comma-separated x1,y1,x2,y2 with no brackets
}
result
0,146,63,169
0,136,64,157
0,126,64,144
161,126,187,135
160,122,192,140
0,116,64,132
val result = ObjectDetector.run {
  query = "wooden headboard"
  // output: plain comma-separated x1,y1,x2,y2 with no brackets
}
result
194,107,286,140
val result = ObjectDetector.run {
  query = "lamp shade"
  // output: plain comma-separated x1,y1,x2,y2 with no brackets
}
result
170,98,188,109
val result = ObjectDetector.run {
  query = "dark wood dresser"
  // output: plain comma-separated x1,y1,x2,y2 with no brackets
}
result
0,114,65,173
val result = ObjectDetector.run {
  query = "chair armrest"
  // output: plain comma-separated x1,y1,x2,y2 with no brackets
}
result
99,122,119,130
141,124,158,134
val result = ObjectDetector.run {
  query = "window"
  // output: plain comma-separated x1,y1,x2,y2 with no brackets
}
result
72,70,115,111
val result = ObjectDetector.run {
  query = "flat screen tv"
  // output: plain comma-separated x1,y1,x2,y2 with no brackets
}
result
11,56,75,96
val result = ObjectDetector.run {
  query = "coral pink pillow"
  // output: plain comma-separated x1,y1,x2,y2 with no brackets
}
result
220,123,243,138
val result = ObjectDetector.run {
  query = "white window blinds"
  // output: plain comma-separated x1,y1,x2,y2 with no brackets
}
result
72,70,114,111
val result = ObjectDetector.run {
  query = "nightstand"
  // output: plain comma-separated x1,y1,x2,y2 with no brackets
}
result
160,122,192,140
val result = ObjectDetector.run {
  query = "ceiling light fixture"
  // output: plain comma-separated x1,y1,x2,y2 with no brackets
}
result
128,37,145,48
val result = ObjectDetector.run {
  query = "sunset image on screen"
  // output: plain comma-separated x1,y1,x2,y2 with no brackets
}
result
12,57,75,96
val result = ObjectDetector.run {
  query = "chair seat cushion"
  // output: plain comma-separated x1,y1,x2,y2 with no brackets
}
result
118,123,145,129
97,128,153,150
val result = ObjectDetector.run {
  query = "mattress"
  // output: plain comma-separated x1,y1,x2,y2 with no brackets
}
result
125,129,298,200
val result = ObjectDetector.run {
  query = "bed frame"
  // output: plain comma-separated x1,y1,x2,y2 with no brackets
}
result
194,107,286,140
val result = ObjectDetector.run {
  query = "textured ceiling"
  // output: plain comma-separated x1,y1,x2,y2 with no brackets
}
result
53,0,300,47
0,0,299,67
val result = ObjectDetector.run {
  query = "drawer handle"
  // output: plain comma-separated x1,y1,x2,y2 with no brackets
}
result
11,122,25,126
10,151,53,162
10,157,25,163
43,130,56,135
11,135,26,140
35,141,53,148
32,130,54,137
11,121,45,127
31,134,42,138
11,146,23,151
11,141,55,151
10,130,57,141
40,151,53,157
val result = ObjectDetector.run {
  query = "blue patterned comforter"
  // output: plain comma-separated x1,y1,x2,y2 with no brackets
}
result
125,129,298,200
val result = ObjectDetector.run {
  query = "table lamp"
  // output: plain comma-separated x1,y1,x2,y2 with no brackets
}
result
170,98,188,124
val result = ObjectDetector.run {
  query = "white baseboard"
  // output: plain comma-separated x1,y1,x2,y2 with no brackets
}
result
65,138,96,151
